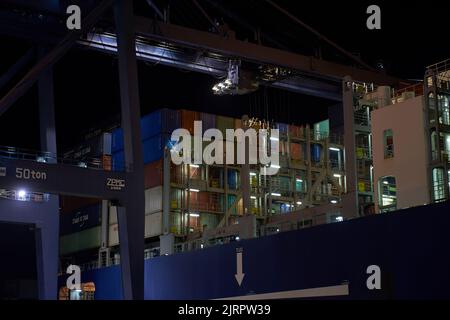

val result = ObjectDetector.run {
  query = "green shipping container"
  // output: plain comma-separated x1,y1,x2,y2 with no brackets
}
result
60,226,101,255
200,213,220,230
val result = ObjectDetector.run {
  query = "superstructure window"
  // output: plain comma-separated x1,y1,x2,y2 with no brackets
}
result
438,95,450,125
432,168,446,202
383,129,394,158
431,130,439,161
378,176,397,212
428,93,436,125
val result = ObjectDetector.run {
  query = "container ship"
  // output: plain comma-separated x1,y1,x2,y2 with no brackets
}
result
0,0,449,301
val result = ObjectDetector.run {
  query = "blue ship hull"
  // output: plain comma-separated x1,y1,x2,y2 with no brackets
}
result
66,200,450,299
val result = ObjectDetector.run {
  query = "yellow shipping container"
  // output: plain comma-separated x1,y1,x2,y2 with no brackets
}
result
358,182,366,192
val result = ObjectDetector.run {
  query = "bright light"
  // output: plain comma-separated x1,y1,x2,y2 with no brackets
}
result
333,174,342,178
383,181,389,185
235,236,240,241
297,201,302,205
296,178,303,183
200,244,204,249
189,213,200,217
271,193,281,197
18,190,26,198
336,216,344,222
331,200,338,204
276,228,280,232
270,164,281,169
329,147,340,152
36,156,46,163
189,164,200,168
78,162,87,168
251,196,257,200
270,136,279,142
249,172,257,176
188,188,200,193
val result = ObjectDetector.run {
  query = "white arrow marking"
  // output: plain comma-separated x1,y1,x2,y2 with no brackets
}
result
235,251,245,286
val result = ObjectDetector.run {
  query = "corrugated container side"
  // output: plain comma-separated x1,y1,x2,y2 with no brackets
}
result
60,196,101,215
145,212,163,238
170,212,182,235
60,226,101,255
142,134,169,164
279,176,291,192
113,134,170,170
109,206,118,225
170,188,183,209
200,213,220,230
144,159,163,189
180,109,199,135
162,108,181,134
102,155,112,171
290,143,302,160
311,144,322,162
289,125,302,138
108,224,119,247
227,169,238,190
112,151,125,171
145,186,163,214
112,128,124,153
227,194,237,214
216,115,235,138
276,123,288,135
60,203,101,235
200,112,216,133
111,109,179,153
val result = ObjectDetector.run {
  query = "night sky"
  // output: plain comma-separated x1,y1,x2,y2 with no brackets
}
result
0,0,449,152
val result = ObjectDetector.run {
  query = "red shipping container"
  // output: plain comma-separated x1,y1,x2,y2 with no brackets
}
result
289,125,301,138
290,143,302,160
144,159,163,189
180,109,200,135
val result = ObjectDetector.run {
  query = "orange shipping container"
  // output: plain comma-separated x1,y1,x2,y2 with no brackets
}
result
180,109,199,135
102,155,112,171
144,159,163,189
290,142,302,160
289,125,301,138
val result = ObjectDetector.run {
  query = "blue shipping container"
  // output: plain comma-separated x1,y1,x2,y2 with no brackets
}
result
227,169,238,190
276,123,288,135
112,109,180,153
60,203,101,235
311,143,322,163
112,134,171,170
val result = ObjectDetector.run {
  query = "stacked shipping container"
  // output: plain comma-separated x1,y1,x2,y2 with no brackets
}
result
62,108,345,254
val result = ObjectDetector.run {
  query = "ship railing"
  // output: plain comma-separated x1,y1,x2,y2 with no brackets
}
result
0,145,109,170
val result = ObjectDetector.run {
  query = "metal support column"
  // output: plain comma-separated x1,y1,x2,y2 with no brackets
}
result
342,76,359,218
163,147,171,234
240,115,251,215
114,0,145,300
36,46,59,300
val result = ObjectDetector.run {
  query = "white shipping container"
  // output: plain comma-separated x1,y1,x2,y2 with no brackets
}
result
109,206,118,225
145,211,163,238
108,213,163,246
145,186,163,214
108,223,119,247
